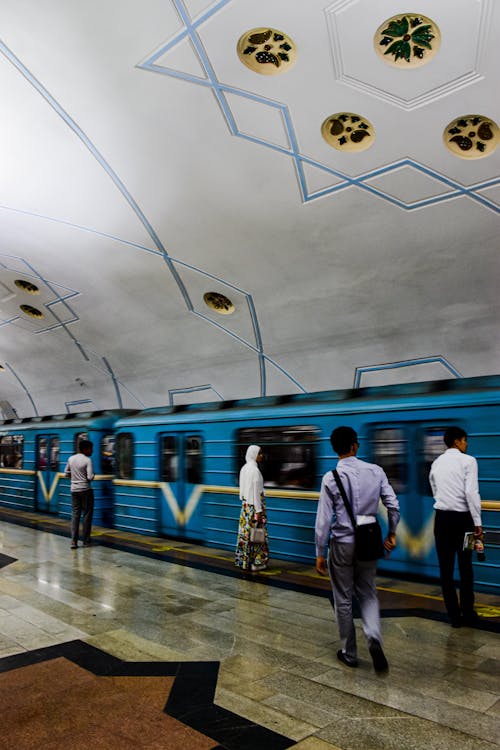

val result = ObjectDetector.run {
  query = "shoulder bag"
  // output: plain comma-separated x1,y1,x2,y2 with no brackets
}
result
332,470,385,561
250,527,266,544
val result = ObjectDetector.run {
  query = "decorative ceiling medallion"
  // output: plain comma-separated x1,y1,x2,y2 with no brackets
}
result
20,304,44,319
374,14,440,68
14,279,40,294
321,113,374,152
203,292,235,315
444,115,500,159
237,28,296,75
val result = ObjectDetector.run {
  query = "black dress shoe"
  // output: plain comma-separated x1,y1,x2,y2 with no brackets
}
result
462,612,480,627
337,650,358,668
368,640,389,673
450,617,462,628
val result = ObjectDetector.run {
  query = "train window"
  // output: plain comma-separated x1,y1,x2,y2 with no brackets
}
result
101,434,115,474
236,426,318,489
160,436,178,482
186,435,202,484
116,433,134,479
371,428,407,493
50,437,60,472
37,437,48,469
0,435,24,468
74,432,88,452
419,427,446,495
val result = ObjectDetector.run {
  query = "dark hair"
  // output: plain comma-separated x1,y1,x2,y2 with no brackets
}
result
443,426,467,448
330,426,358,455
78,439,93,453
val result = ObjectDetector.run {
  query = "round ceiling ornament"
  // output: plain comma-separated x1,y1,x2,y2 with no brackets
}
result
203,292,235,315
321,113,374,153
374,13,440,68
14,279,40,294
443,115,500,159
237,28,296,75
20,304,44,319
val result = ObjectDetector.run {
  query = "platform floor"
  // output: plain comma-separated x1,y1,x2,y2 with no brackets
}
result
0,515,499,750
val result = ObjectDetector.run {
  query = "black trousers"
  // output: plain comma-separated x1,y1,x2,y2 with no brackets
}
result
71,489,94,544
434,509,474,621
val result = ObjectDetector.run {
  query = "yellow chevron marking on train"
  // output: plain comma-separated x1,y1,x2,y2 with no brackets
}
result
36,471,65,502
36,472,113,503
110,481,498,552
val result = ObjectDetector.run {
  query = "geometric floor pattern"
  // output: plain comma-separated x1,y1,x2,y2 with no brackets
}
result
0,642,290,750
1,521,499,750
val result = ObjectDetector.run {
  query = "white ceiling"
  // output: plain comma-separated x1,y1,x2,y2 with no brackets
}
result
0,0,499,416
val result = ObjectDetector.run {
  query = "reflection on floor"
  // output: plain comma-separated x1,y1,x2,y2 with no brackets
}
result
0,521,499,750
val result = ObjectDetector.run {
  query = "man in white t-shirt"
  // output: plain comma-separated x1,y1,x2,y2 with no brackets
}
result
65,440,95,549
429,426,483,628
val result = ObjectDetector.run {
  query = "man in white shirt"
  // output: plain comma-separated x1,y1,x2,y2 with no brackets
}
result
429,426,483,628
65,440,95,549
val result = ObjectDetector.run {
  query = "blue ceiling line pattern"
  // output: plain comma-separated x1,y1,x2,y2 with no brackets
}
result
353,356,463,389
302,156,500,212
0,203,164,258
75,342,146,409
138,0,500,215
65,399,93,413
0,255,82,339
0,204,306,395
168,384,223,405
0,254,146,411
0,38,307,398
0,40,190,308
4,362,39,416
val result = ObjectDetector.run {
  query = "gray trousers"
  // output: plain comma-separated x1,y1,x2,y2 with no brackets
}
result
328,539,382,659
71,489,94,544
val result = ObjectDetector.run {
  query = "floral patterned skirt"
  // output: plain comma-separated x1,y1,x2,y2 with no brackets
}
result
235,500,269,571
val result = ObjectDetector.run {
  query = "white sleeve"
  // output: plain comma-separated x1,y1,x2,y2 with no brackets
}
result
465,457,482,526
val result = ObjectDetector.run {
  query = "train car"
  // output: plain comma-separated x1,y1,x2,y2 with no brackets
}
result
113,375,500,593
0,410,133,526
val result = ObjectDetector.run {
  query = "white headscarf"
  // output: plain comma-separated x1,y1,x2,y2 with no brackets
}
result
239,445,263,511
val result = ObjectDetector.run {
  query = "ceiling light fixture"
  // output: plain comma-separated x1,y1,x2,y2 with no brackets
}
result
443,115,499,159
14,279,40,294
203,292,235,315
374,13,440,68
321,113,374,152
237,28,296,75
20,304,44,319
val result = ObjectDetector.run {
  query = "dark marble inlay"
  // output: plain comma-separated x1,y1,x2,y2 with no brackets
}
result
0,640,294,750
0,553,17,569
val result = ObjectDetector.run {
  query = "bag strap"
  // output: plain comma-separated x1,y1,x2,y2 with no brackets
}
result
332,469,357,530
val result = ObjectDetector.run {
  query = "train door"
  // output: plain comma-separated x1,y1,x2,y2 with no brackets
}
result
158,432,203,538
369,422,447,576
35,434,61,513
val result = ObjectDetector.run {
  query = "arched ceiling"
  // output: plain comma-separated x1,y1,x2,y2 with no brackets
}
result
1,0,499,416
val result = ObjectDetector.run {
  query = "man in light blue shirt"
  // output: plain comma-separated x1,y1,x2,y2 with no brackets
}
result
315,426,400,672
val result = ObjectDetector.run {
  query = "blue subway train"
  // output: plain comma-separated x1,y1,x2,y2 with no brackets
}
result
0,375,499,592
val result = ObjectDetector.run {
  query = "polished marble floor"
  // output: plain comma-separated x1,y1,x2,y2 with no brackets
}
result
1,521,499,750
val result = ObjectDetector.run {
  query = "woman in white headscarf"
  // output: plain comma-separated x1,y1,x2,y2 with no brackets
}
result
235,445,269,571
